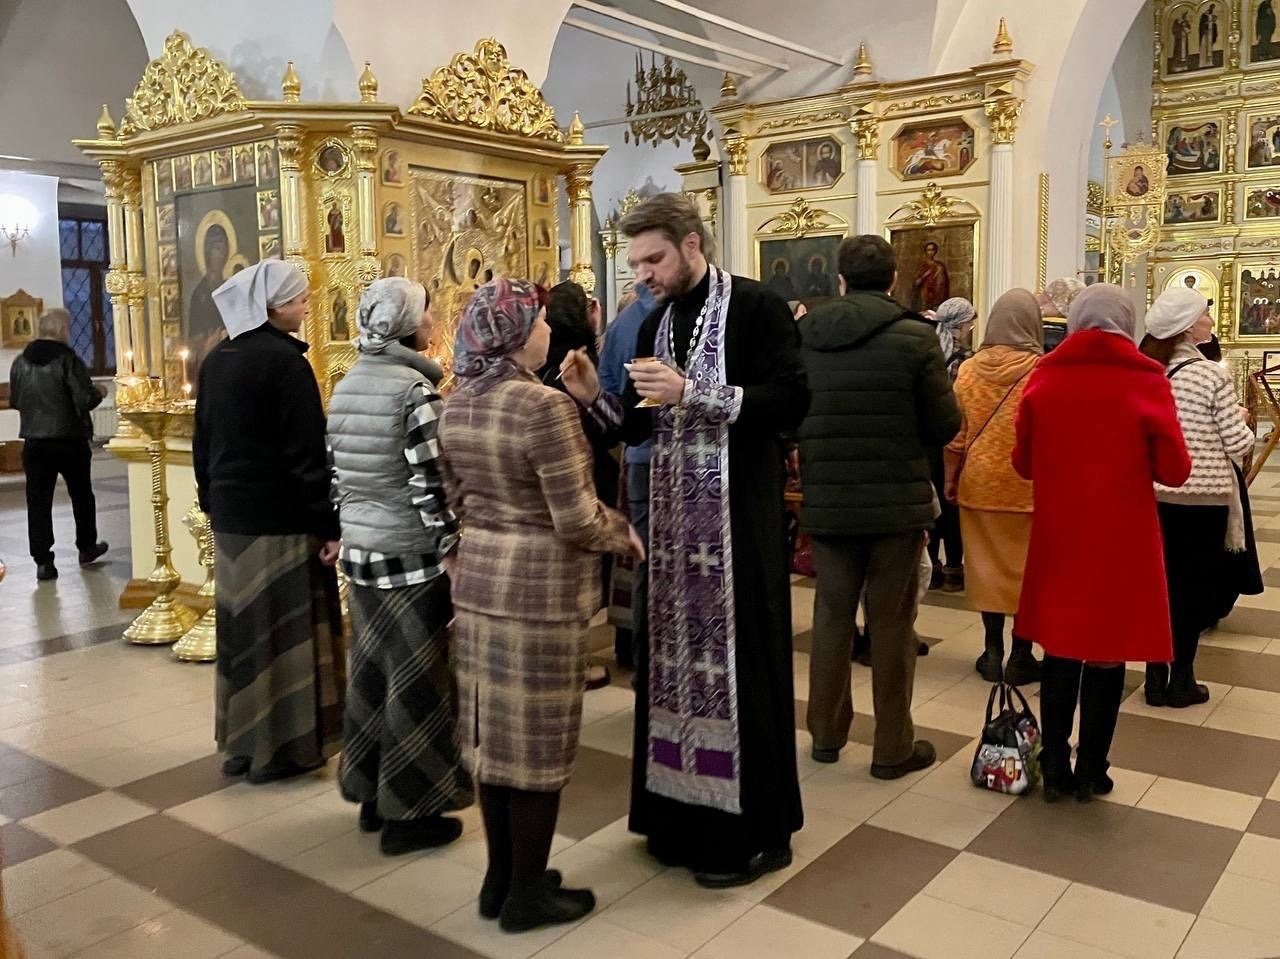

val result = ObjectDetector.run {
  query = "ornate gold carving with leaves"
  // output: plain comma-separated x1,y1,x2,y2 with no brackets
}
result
566,164,593,204
722,134,748,177
899,182,962,226
119,31,246,138
883,91,982,117
1087,180,1104,214
275,124,304,173
570,265,597,293
350,125,378,174
617,189,644,217
766,197,840,238
852,115,879,161
984,97,1022,144
757,111,846,133
408,39,563,142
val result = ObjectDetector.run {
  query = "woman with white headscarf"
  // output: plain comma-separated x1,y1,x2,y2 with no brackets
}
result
1139,288,1260,709
1014,284,1191,802
194,259,346,785
927,296,975,591
327,278,473,855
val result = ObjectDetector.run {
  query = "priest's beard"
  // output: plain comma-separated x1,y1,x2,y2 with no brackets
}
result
650,256,697,306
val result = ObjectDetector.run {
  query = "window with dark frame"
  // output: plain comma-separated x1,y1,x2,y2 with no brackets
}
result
58,212,115,376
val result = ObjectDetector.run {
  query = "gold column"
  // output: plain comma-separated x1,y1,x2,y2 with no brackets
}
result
565,114,596,296
276,123,305,256
351,123,378,256
121,410,199,644
1037,173,1050,291
173,496,216,662
119,169,151,375
1220,257,1235,341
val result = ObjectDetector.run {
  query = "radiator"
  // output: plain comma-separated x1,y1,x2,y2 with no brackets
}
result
90,379,118,444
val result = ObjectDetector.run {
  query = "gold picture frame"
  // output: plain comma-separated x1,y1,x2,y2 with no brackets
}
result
885,218,980,316
315,139,350,178
759,135,845,194
1235,258,1280,340
756,233,844,303
1162,117,1223,179
320,192,352,257
1,290,42,348
890,117,978,182
1163,186,1223,225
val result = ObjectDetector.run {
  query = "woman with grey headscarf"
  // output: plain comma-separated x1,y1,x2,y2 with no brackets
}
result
195,259,345,785
328,278,472,855
1013,284,1191,802
927,296,975,591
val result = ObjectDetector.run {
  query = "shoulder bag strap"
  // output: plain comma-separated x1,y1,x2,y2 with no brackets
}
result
954,367,1033,481
1168,357,1204,380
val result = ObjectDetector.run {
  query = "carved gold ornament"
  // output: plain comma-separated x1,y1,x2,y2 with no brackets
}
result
119,31,246,138
722,133,749,177
884,91,982,116
617,189,644,217
758,111,846,133
766,197,840,238
408,38,563,142
852,113,879,161
899,182,962,226
853,41,873,80
984,96,1022,144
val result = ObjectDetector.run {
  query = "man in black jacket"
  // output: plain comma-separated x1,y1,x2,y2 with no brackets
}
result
9,309,108,581
798,235,961,779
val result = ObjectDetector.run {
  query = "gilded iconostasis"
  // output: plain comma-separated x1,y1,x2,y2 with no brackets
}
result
1150,0,1280,347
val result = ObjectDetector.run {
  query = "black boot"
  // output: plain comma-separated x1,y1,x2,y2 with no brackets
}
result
1144,664,1169,707
1038,655,1082,803
1003,638,1042,687
1166,663,1210,708
380,816,463,855
851,625,872,667
1075,665,1125,803
359,800,384,833
975,613,1004,683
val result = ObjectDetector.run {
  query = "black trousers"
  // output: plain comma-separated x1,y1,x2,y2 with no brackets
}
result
927,447,963,568
22,438,98,564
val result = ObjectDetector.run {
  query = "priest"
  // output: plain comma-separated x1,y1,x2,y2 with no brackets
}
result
560,193,809,888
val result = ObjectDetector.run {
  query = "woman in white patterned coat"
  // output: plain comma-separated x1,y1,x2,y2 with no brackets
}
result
1139,287,1260,708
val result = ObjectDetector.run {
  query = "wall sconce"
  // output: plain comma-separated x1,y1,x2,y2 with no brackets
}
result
0,195,36,257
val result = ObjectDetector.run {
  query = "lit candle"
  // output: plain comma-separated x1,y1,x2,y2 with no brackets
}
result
179,347,190,388
124,349,133,374
182,382,193,399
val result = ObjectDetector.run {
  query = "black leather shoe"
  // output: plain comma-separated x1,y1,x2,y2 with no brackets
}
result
694,847,792,889
246,759,324,784
36,563,58,582
359,801,383,833
480,870,563,920
851,628,872,667
78,542,108,566
222,756,250,777
499,883,595,932
1002,648,1042,686
1144,664,1169,707
870,741,936,780
380,816,462,855
811,746,840,764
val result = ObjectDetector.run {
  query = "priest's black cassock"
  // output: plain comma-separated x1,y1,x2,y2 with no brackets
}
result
593,266,809,874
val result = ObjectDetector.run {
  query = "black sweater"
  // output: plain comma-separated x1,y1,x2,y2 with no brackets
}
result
193,324,339,539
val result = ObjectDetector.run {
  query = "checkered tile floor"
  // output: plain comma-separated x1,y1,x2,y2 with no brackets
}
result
3,453,1280,958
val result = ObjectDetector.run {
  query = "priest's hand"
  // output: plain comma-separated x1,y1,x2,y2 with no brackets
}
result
627,360,686,406
318,540,340,566
560,348,600,407
627,525,646,561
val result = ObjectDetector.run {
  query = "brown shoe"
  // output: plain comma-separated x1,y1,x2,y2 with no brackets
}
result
941,566,964,593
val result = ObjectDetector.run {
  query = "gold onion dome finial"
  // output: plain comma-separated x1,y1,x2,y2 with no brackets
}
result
853,41,873,79
359,61,378,102
568,111,585,145
282,61,301,102
993,18,1014,57
97,103,117,139
720,72,739,99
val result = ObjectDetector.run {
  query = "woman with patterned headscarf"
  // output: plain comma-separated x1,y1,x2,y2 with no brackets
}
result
439,278,643,933
194,259,345,785
1014,284,1190,803
327,278,472,855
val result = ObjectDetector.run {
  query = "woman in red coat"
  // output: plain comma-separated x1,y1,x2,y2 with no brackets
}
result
1013,284,1191,803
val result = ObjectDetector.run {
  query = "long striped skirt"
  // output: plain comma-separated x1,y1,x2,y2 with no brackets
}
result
214,533,346,775
338,577,474,821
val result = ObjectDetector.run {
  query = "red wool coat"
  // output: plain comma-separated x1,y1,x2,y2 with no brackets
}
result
1013,330,1192,663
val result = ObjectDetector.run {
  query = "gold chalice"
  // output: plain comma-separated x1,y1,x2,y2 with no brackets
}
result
630,356,663,409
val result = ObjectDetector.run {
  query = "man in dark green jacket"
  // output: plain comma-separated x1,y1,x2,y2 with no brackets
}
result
797,235,961,779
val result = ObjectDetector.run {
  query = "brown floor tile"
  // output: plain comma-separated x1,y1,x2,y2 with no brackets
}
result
559,746,633,840
116,753,230,809
0,744,53,790
0,766,102,820
969,797,1240,913
0,620,130,665
1220,606,1280,647
850,944,915,959
1110,712,1280,796
188,859,484,959
1252,527,1280,544
793,629,812,654
0,821,57,867
795,700,974,765
767,825,957,939
73,812,212,874
1263,568,1280,588
1192,643,1280,694
127,835,302,906
920,591,971,611
1248,798,1280,840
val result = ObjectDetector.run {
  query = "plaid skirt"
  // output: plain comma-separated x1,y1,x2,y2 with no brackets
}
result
214,533,345,775
338,577,474,820
454,611,590,792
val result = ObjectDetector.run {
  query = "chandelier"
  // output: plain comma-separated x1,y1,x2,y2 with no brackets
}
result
625,52,708,153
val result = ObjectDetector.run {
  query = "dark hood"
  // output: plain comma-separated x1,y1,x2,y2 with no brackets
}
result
799,291,920,351
21,339,76,367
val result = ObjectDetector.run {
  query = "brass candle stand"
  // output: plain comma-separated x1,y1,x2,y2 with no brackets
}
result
174,496,217,662
118,403,199,644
